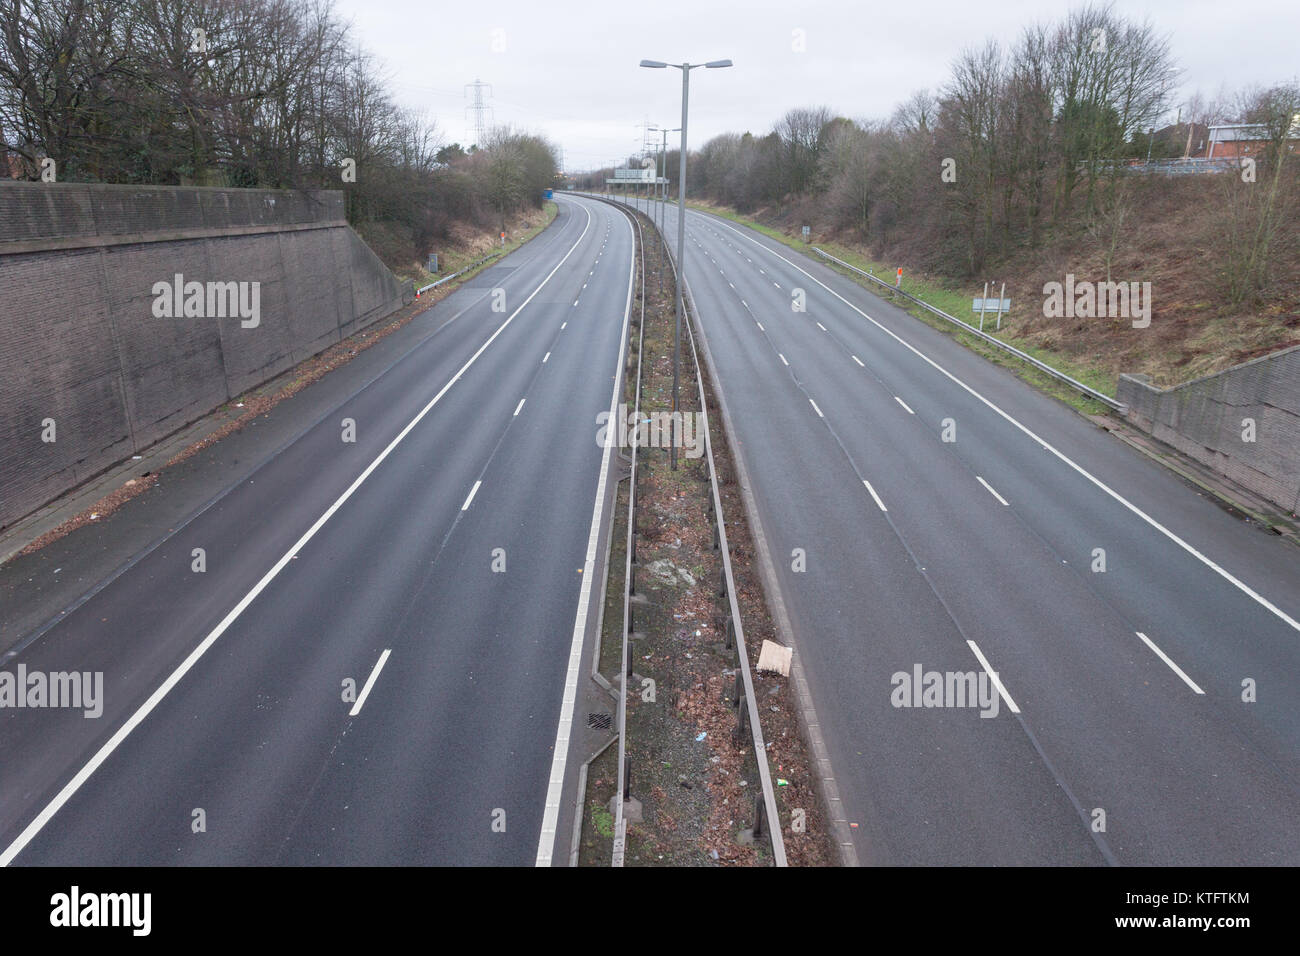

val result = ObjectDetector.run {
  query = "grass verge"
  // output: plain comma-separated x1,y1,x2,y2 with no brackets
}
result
686,200,1116,415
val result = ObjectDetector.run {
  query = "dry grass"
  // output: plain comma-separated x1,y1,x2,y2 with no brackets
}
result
699,175,1300,389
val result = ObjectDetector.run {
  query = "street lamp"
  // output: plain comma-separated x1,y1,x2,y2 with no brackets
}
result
640,57,732,469
647,125,680,293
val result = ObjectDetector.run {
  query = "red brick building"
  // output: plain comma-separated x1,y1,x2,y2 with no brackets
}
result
1200,124,1300,159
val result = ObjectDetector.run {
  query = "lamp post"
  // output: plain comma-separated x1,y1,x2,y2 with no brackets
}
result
648,124,680,292
639,57,732,469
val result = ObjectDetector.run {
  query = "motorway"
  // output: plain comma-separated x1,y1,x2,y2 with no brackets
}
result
0,194,632,865
616,194,1300,865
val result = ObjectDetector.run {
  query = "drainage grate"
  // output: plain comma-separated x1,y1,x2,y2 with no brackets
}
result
587,712,612,730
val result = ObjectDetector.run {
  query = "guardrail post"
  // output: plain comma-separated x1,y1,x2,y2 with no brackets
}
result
733,694,748,745
718,566,728,598
724,614,735,651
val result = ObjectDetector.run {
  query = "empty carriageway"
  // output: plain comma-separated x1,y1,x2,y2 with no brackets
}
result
0,194,636,866
638,196,1300,865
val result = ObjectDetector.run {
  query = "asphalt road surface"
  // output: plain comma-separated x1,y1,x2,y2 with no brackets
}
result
0,194,633,865
618,194,1300,866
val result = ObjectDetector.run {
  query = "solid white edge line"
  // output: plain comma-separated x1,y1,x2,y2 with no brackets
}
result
863,479,888,512
809,398,824,417
1136,631,1205,694
535,200,635,866
966,640,1021,714
976,475,1010,506
514,398,526,417
461,480,482,511
349,648,392,716
894,396,914,414
0,198,597,869
706,213,1300,636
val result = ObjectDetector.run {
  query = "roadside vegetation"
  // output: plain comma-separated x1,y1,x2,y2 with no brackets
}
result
577,3,1299,389
0,0,562,275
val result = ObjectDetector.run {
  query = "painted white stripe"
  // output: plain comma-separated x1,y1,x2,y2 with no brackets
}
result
817,322,827,331
757,322,765,331
536,202,636,866
542,351,551,363
966,640,1021,714
514,398,526,417
704,213,1300,636
976,476,1009,506
0,199,599,869
852,355,864,367
809,398,824,417
350,649,392,716
461,480,482,511
894,396,915,414
1136,632,1205,694
863,479,887,512
779,353,789,366
560,321,567,330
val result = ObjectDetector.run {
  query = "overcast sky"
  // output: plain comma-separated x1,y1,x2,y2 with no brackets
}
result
332,0,1299,171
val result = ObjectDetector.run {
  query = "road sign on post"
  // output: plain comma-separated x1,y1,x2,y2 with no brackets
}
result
972,292,1012,326
801,226,810,239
